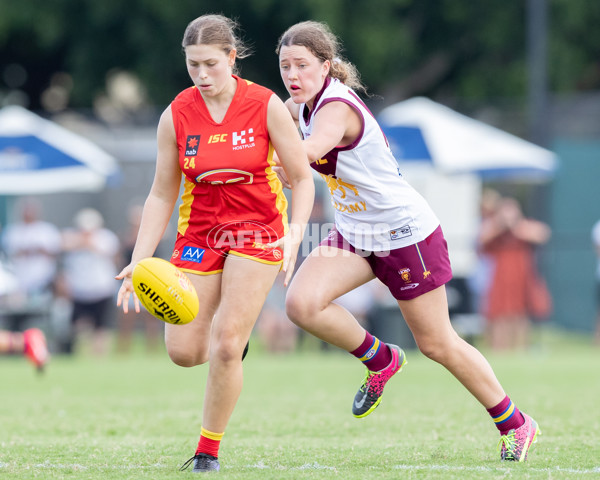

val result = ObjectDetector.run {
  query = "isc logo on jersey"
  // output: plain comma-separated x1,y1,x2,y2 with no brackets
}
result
205,129,255,150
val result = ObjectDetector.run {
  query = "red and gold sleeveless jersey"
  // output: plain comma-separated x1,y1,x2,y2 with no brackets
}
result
171,76,288,247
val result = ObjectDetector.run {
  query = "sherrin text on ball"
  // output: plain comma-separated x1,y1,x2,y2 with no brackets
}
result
132,257,199,325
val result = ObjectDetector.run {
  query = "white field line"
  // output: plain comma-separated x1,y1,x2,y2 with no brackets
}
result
393,464,600,475
2,462,167,471
1,462,599,475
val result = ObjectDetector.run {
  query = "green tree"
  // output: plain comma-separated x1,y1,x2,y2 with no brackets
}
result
0,0,598,111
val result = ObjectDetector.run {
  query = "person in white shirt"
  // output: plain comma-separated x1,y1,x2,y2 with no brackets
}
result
60,208,120,355
275,20,540,462
0,198,57,370
1,198,61,300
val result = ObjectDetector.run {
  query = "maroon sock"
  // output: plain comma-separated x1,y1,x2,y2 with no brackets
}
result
350,331,392,371
487,395,525,435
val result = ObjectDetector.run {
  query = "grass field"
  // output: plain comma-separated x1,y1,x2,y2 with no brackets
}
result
1,327,599,479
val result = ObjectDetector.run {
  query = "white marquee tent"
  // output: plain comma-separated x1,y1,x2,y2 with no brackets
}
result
377,97,558,278
378,96,558,181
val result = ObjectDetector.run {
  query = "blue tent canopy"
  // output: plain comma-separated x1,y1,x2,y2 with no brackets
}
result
0,105,120,195
382,126,432,162
0,135,84,170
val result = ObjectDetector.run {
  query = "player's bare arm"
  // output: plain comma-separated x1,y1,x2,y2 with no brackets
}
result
267,94,315,285
116,106,183,313
284,97,300,125
303,100,362,163
130,107,182,264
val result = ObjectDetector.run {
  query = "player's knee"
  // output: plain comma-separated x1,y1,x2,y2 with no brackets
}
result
414,333,458,364
285,289,318,328
415,339,443,362
210,336,244,364
166,344,207,367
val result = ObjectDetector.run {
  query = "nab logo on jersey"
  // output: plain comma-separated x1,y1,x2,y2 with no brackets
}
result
186,135,201,156
181,246,205,264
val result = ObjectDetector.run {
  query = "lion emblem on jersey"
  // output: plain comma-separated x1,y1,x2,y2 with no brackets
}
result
320,173,359,199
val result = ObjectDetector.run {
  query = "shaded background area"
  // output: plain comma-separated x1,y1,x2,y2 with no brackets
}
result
1,0,599,339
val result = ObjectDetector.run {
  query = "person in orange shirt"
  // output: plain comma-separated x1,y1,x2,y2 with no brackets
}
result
116,14,314,473
478,196,552,350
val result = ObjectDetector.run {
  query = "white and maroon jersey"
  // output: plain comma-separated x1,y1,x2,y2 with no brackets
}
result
299,77,439,251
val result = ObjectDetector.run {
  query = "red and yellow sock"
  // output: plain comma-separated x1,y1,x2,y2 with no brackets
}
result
195,427,224,458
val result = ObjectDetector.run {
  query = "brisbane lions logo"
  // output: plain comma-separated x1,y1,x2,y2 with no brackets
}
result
196,169,254,185
399,268,411,283
319,173,359,199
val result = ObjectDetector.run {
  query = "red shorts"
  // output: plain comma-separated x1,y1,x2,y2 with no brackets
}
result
321,225,453,300
171,225,284,275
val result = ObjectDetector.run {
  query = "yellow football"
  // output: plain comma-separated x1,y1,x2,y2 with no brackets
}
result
132,257,199,325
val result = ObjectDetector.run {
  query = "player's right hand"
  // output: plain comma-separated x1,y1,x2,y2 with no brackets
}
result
115,264,140,314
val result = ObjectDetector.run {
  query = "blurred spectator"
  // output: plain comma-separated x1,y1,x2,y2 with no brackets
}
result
592,219,600,345
457,188,503,344
477,196,552,351
0,327,49,371
0,197,61,330
115,203,162,354
469,188,502,316
57,208,120,355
